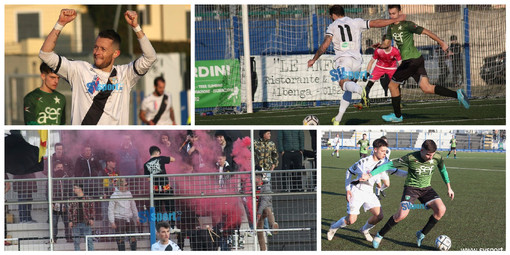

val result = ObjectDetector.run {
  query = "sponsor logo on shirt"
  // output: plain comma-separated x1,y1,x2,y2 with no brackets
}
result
86,75,124,94
38,107,62,124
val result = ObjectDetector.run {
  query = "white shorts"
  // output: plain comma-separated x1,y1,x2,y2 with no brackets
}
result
335,144,340,150
335,57,362,74
347,188,381,215
380,171,389,181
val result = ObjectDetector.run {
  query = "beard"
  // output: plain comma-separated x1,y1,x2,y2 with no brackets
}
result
94,56,113,70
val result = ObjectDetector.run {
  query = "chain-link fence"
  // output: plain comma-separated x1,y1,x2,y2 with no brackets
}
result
5,170,316,251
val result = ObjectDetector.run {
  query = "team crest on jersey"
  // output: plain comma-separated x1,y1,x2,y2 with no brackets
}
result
109,77,118,85
405,195,411,201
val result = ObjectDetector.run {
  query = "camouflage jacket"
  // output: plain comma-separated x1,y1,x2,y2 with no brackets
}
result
254,138,279,170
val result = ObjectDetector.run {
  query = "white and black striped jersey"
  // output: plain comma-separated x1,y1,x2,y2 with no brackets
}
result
345,155,388,193
39,36,156,125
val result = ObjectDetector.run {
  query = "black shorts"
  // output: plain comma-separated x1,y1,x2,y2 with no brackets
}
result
401,186,440,205
451,147,456,150
391,56,427,84
360,153,368,158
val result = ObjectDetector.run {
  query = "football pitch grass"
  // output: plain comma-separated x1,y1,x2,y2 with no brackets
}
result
321,149,506,251
196,98,505,125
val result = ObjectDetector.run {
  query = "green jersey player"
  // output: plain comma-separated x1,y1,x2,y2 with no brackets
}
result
379,5,469,122
24,63,66,125
447,136,457,159
367,139,454,249
357,133,370,158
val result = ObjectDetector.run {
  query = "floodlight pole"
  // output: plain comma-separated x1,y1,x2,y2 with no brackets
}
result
242,5,253,113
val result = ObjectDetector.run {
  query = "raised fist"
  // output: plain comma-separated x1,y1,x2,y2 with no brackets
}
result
58,9,77,25
124,10,138,28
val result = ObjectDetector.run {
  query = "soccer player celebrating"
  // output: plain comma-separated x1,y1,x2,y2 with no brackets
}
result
327,139,406,242
446,136,457,159
307,5,405,125
368,140,454,249
357,133,370,158
379,5,469,122
362,35,402,108
39,9,157,125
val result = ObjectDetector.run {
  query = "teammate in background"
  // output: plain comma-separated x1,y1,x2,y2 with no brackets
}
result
359,35,402,108
368,140,454,249
39,9,157,125
140,76,177,125
24,63,66,125
307,5,405,125
357,133,370,158
446,136,457,159
331,134,341,158
374,136,391,199
327,139,407,242
151,221,181,251
379,5,469,123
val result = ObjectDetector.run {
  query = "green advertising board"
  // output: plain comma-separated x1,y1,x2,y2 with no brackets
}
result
195,59,241,108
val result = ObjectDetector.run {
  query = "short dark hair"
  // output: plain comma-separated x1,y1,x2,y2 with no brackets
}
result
73,183,84,190
98,29,121,47
373,138,388,148
156,221,170,232
54,160,64,168
160,133,169,140
450,35,458,41
421,140,437,153
388,5,402,11
259,130,270,138
380,136,387,140
154,76,165,86
105,153,117,162
54,142,63,149
215,130,227,138
149,146,161,155
40,62,55,75
329,5,345,16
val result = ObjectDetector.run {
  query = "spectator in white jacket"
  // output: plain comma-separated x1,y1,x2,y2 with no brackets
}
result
108,179,140,250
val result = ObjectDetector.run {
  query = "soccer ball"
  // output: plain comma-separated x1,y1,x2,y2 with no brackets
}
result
303,115,319,125
435,235,451,251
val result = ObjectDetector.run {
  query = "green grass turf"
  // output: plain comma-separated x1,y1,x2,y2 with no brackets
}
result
321,149,505,251
196,98,505,125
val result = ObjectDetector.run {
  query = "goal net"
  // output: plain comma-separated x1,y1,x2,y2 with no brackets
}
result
195,5,505,114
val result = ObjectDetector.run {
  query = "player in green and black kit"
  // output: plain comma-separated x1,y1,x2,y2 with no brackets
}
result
24,63,66,125
447,136,457,159
357,133,370,158
367,140,454,249
379,5,470,122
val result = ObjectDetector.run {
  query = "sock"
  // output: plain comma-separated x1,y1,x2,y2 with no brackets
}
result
391,96,402,118
380,183,388,191
335,91,352,122
336,151,339,157
360,221,375,232
331,216,348,229
344,81,362,95
375,187,381,195
379,216,398,237
365,81,374,99
421,215,439,235
447,151,451,156
434,85,457,98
